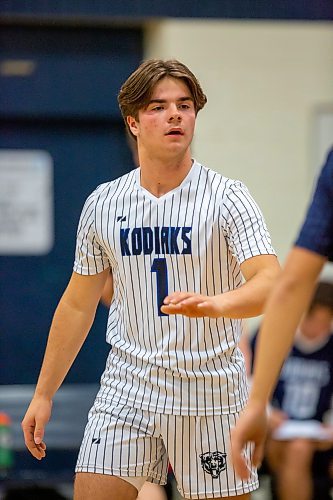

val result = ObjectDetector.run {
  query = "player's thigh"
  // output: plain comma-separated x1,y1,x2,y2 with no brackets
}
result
265,437,286,472
284,438,314,466
74,472,139,500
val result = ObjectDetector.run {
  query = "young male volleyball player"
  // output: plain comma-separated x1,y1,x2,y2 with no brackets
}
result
22,59,279,500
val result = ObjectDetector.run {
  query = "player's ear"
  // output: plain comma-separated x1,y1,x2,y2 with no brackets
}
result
127,115,139,137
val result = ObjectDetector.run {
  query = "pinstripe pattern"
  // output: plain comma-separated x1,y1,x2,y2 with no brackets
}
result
74,160,275,416
75,402,259,498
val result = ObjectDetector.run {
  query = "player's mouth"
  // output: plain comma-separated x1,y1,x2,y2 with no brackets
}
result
165,128,184,136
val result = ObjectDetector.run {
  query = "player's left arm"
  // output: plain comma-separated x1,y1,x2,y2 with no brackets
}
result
161,254,280,318
100,272,114,308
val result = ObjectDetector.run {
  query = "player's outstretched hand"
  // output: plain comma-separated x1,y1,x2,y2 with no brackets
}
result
231,401,268,480
21,396,52,460
161,292,223,318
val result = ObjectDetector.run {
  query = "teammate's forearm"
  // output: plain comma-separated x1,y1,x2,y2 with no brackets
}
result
249,291,303,406
34,300,96,400
249,248,325,405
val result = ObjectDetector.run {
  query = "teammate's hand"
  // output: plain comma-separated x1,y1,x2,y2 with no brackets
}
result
231,401,268,480
161,292,223,318
21,396,52,460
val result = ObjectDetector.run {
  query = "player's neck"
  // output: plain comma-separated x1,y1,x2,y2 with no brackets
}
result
138,151,193,198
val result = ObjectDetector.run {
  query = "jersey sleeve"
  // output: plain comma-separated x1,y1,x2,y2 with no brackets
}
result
221,180,276,264
73,189,110,275
295,150,333,261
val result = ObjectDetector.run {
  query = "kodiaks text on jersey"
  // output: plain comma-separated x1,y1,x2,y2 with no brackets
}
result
120,226,192,256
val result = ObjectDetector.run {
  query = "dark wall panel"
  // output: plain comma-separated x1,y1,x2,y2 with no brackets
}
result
0,25,142,384
0,26,142,117
0,0,332,20
0,118,135,384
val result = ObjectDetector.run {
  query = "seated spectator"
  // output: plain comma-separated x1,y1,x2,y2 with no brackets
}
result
250,281,333,500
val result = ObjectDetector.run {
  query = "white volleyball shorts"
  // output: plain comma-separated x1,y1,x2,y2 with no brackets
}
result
75,401,258,499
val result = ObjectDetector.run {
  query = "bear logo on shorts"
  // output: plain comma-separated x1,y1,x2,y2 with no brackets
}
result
199,451,227,478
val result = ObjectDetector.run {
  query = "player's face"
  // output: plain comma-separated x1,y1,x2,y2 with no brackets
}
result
127,77,196,159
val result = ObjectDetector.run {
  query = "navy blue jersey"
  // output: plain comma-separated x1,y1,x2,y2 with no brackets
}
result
251,332,333,421
296,149,333,261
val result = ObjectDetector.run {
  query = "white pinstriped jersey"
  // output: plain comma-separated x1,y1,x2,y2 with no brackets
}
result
74,160,275,416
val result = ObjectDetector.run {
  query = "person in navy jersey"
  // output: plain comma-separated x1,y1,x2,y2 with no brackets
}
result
250,282,333,500
296,150,333,260
232,149,333,485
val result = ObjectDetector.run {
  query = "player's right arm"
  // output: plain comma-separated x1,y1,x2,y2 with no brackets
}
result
21,268,110,460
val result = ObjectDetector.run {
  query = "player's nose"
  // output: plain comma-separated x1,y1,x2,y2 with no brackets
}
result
168,104,181,122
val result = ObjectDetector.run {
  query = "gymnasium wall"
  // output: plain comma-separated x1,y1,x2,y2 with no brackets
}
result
145,20,333,264
145,19,333,328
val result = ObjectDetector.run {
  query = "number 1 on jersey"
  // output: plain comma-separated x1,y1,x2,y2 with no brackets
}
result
151,258,168,317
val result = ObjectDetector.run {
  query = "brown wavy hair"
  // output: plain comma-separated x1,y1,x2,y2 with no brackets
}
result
308,281,333,314
118,59,207,138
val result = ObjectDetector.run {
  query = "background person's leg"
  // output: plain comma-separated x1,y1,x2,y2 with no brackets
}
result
277,439,314,500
